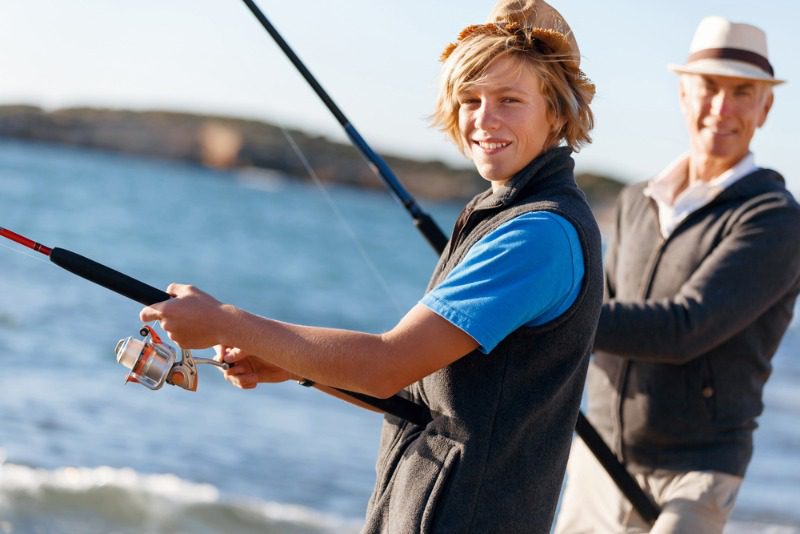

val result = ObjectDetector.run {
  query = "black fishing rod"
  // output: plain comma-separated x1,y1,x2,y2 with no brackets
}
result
0,226,432,424
1,226,170,305
239,0,447,254
238,1,661,524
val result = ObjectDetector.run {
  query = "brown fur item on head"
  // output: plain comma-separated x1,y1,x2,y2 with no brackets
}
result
440,0,580,65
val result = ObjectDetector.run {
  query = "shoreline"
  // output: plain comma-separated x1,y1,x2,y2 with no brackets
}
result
0,104,624,214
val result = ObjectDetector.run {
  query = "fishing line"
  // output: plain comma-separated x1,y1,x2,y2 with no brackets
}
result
239,0,447,253
279,126,404,315
0,225,433,423
0,240,50,264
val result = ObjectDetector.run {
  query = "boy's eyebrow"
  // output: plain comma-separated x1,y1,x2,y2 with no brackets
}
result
459,84,529,94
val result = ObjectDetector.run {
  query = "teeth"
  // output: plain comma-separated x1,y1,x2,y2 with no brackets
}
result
704,124,734,135
477,141,509,150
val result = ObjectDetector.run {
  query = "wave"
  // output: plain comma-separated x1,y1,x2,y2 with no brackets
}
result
2,463,797,534
726,523,800,534
234,167,287,192
0,460,361,534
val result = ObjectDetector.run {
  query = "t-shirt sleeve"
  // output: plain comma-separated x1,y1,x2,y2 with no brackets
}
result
420,211,584,354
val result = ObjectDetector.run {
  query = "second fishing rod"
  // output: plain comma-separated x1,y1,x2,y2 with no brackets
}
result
238,0,660,524
0,226,431,422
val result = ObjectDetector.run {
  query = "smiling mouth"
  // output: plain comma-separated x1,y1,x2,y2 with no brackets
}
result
703,124,737,136
474,140,511,151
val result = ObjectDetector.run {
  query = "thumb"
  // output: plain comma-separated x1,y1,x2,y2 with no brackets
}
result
139,304,162,323
213,345,229,362
223,347,248,364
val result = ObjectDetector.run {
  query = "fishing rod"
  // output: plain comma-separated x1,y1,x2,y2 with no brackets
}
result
0,226,227,391
0,226,428,422
238,1,661,523
1,226,170,305
239,0,447,254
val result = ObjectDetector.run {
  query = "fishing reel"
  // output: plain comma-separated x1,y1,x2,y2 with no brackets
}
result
114,324,228,392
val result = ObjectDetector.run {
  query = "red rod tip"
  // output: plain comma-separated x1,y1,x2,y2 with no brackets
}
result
0,227,53,256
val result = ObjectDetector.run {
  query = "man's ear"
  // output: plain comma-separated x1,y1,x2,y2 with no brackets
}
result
677,76,689,117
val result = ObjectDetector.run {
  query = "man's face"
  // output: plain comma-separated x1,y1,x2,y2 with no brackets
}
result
679,73,773,170
457,54,553,187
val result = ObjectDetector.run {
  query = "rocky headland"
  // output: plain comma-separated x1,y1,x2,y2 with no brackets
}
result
0,105,622,226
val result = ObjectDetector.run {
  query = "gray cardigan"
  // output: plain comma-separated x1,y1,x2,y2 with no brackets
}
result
588,168,800,476
363,148,603,533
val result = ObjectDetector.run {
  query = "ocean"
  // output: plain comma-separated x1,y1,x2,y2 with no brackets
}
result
0,139,797,533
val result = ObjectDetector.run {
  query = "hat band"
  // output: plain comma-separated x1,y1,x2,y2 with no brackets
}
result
688,47,774,77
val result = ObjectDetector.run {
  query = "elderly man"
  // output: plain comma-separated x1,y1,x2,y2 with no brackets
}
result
555,16,800,534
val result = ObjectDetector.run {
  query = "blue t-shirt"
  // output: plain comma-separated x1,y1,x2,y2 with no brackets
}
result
420,211,585,354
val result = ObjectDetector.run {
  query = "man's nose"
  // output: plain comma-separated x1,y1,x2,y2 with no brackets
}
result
474,102,500,130
709,90,734,116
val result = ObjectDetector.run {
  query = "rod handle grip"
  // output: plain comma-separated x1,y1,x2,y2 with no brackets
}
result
414,213,449,254
49,248,171,306
334,388,433,426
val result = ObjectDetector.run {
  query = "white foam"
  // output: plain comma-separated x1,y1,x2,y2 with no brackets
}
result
0,461,362,533
726,521,800,534
235,167,287,192
0,462,219,504
236,499,362,532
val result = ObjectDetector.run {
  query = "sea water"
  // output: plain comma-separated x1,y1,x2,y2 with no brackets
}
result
0,139,797,533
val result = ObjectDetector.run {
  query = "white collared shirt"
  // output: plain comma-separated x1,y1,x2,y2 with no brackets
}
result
644,153,758,238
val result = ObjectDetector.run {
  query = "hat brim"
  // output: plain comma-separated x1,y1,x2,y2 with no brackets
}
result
668,59,785,85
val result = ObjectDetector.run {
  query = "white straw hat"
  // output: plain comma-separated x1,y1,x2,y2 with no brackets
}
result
668,16,784,85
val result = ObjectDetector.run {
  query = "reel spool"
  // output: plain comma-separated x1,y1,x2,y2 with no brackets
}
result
114,324,228,392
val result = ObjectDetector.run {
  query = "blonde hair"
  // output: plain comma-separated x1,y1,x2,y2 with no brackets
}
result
432,24,595,153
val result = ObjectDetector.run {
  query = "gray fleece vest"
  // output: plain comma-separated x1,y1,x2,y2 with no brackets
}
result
363,147,604,534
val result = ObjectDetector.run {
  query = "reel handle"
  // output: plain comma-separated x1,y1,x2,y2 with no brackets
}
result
193,357,229,370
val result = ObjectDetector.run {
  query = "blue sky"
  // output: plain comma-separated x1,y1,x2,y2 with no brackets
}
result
1,1,796,191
